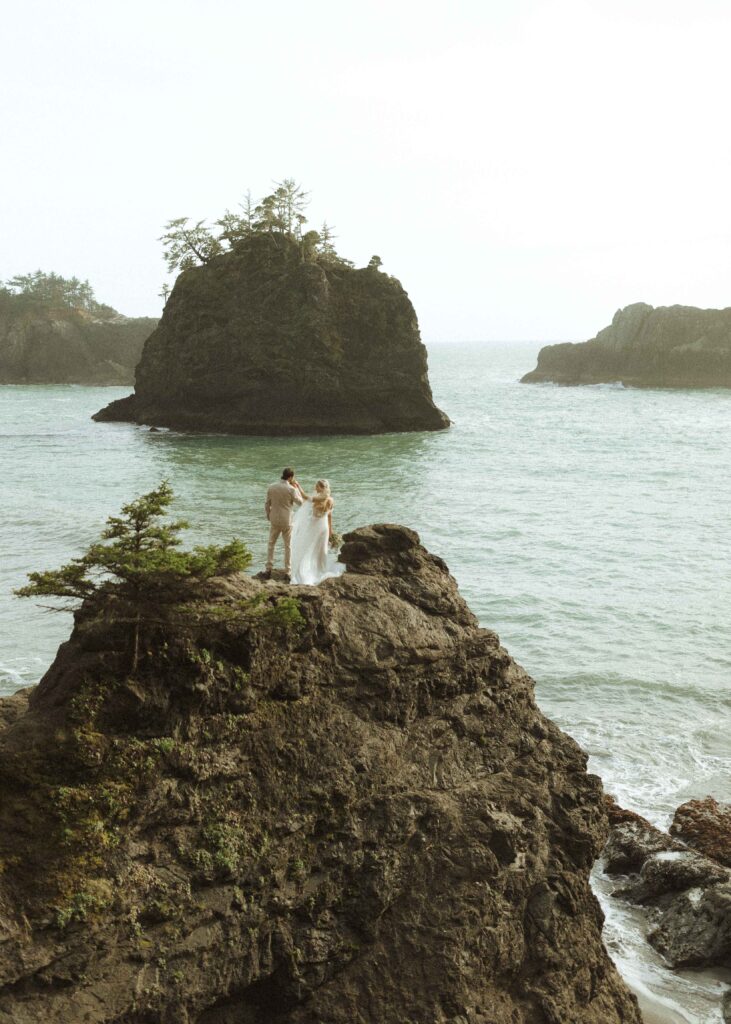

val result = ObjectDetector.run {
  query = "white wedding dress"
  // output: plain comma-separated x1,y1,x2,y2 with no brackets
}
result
290,499,344,585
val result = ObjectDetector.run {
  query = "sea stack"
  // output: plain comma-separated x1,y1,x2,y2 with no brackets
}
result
521,302,731,388
94,234,449,434
0,525,639,1023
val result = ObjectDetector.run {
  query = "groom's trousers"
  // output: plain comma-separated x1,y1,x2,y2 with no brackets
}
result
266,523,293,574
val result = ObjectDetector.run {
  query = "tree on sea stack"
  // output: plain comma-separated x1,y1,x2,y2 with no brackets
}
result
159,181,356,273
15,482,251,672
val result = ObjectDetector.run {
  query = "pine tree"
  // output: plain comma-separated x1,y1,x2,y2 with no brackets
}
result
16,482,251,672
159,218,224,273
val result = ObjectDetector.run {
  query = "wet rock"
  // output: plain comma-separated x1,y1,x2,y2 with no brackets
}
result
615,849,728,905
648,881,731,968
670,797,731,868
603,819,680,875
603,800,731,972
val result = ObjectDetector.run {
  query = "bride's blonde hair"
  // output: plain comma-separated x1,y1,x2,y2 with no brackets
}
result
311,480,331,517
314,479,331,497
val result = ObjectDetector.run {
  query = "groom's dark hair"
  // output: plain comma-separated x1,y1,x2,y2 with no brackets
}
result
281,467,295,480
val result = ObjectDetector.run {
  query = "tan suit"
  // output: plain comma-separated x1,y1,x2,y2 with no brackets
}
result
265,480,303,573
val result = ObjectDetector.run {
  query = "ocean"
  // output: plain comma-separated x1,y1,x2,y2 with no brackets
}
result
1,341,729,1021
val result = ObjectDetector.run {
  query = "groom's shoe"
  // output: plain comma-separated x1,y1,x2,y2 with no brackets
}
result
262,569,272,580
283,574,291,584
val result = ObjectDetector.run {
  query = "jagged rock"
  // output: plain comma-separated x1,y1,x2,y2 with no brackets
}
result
521,302,731,388
93,234,449,434
0,308,156,384
648,881,731,968
603,819,680,874
0,525,639,1023
615,849,728,905
603,801,731,971
603,793,656,828
670,797,731,867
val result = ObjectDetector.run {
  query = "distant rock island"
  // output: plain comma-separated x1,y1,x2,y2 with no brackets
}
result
522,302,731,388
0,272,157,385
94,182,449,434
0,523,640,1023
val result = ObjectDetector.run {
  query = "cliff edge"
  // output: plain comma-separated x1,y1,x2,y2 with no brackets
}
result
93,234,449,434
0,307,157,385
521,302,731,388
0,525,638,1023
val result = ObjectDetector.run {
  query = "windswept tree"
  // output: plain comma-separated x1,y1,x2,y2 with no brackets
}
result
159,218,224,273
161,182,358,273
16,482,251,672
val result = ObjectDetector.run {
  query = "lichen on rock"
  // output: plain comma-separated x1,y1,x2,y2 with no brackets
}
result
0,525,638,1023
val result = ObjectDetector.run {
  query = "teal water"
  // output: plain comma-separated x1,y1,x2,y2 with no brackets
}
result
1,342,730,1020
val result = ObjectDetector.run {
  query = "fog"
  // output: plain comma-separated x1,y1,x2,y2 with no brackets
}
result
2,0,730,341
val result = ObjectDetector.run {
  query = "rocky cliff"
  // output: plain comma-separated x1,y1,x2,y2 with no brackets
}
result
0,307,157,385
93,234,449,434
521,302,731,388
0,525,638,1024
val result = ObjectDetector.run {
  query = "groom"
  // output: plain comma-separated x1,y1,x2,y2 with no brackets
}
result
264,467,304,580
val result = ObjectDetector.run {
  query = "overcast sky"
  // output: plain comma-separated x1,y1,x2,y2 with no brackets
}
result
2,0,730,341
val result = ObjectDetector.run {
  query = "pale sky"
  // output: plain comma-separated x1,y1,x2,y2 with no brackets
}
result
2,0,730,341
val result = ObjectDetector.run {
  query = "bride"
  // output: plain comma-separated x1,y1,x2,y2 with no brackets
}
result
290,479,343,585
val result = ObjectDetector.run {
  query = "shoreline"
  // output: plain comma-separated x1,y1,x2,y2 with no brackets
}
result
635,989,690,1024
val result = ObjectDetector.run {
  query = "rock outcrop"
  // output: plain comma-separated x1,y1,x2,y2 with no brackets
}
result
0,525,638,1023
670,797,731,868
93,234,449,434
521,302,731,388
603,799,731,970
0,307,157,385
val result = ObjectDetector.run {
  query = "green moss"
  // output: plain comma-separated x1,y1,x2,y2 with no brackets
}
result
55,879,114,929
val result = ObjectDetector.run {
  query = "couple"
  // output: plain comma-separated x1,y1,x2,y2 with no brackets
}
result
264,467,342,585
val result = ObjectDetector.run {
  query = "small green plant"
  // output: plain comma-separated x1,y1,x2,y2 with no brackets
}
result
153,737,176,755
247,594,305,632
55,880,113,928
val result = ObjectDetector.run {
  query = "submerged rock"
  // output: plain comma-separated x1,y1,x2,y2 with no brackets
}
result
0,525,638,1023
0,307,157,385
521,302,731,388
93,234,449,435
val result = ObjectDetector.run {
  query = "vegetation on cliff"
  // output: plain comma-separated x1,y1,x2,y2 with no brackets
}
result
94,182,449,435
0,521,639,1023
2,271,117,318
16,482,253,671
0,271,157,385
159,179,360,276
